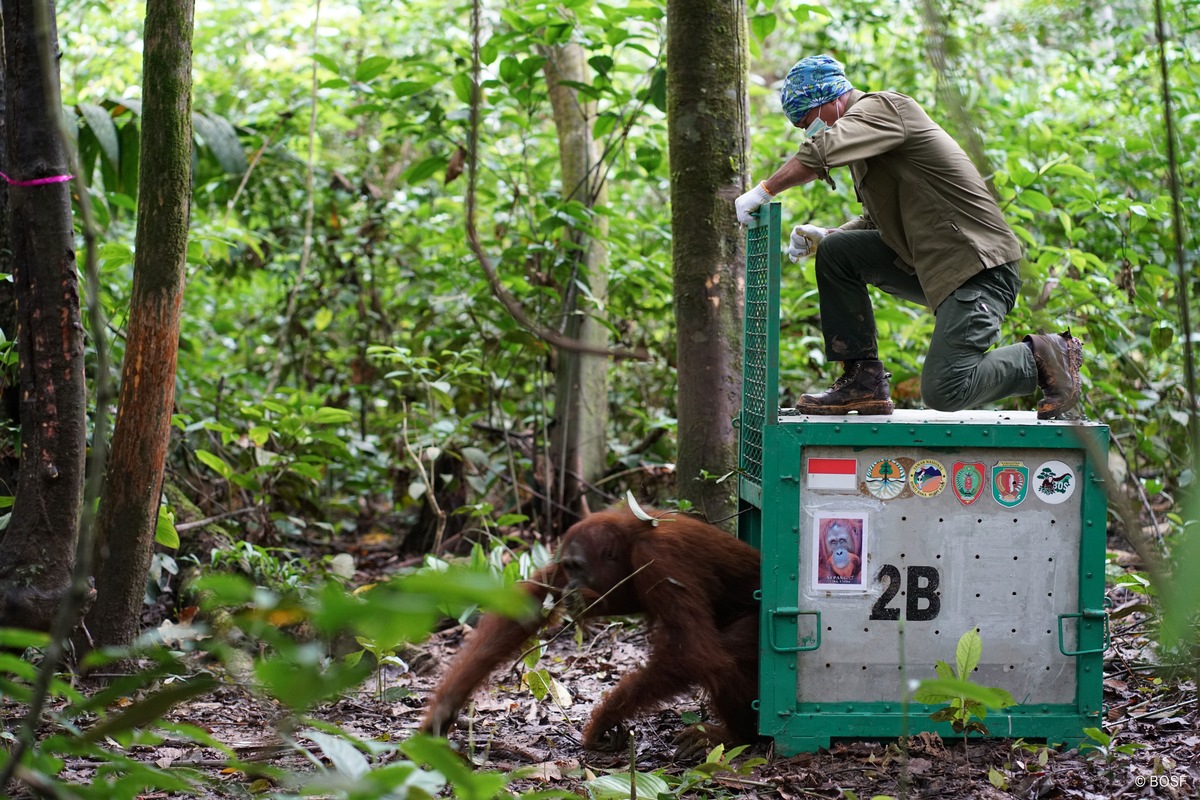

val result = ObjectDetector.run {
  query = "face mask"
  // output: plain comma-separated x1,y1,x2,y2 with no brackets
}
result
804,117,829,138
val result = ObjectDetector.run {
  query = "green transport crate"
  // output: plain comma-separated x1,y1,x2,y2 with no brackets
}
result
739,203,1108,754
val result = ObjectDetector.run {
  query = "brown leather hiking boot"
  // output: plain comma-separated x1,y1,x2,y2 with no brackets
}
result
1025,330,1083,419
795,359,895,416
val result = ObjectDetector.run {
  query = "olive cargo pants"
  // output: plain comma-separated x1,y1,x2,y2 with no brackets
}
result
813,229,1039,412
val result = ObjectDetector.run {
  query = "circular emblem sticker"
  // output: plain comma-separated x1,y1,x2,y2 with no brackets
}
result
909,459,947,498
1033,460,1076,505
865,459,906,500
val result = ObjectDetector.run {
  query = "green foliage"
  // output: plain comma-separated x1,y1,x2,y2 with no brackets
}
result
53,0,1200,555
1079,726,1147,765
583,742,765,799
0,558,552,798
20,0,1200,792
912,629,1016,739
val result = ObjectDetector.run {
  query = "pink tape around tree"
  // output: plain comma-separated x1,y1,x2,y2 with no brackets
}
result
0,170,73,187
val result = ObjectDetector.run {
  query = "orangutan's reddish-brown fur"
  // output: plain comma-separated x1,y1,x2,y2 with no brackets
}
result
420,507,761,752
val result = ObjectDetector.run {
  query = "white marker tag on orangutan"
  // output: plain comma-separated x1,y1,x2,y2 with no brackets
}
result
626,491,659,525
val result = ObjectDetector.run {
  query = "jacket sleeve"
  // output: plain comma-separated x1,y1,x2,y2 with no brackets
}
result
838,214,876,231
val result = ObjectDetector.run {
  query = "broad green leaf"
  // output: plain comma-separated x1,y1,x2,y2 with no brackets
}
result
304,730,369,779
1019,189,1053,212
750,13,777,41
248,425,271,447
593,112,618,138
585,772,670,800
313,54,339,73
647,67,667,112
402,735,503,795
588,55,613,76
309,407,353,425
83,675,217,742
499,56,522,84
450,72,474,104
289,462,325,481
78,103,120,168
354,56,393,83
479,37,499,65
389,80,434,98
192,112,248,175
155,507,180,549
0,629,50,649
404,155,448,184
956,629,983,677
195,449,233,479
913,677,1014,709
791,3,834,21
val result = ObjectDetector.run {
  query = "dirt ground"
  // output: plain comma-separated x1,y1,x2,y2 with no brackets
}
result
5,530,1197,800
25,590,1190,800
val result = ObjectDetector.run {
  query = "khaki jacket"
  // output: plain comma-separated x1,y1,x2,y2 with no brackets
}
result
794,89,1023,309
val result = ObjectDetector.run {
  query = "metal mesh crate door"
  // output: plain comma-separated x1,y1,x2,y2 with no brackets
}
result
738,202,781,509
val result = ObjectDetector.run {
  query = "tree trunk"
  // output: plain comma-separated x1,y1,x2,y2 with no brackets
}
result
0,0,86,632
542,43,610,527
666,0,747,528
0,18,19,450
86,0,195,647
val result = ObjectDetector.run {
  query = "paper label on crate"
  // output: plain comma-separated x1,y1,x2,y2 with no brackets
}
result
864,458,906,500
812,512,868,591
909,459,947,498
992,460,1029,507
1033,460,1076,504
806,457,858,491
951,461,985,505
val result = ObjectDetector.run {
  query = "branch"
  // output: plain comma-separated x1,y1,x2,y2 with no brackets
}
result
466,0,648,363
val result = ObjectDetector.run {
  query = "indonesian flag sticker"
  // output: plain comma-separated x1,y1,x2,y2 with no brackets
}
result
806,457,858,492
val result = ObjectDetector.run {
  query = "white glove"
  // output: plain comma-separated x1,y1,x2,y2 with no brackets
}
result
735,181,773,225
787,224,830,262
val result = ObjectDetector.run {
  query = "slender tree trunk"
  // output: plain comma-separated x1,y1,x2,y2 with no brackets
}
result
86,0,195,647
0,17,18,446
666,0,747,527
542,43,610,526
0,0,86,632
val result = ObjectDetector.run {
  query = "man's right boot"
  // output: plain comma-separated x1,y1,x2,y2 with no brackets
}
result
1024,330,1083,419
794,359,895,416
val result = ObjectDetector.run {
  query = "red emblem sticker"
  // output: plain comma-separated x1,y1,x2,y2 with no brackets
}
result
992,461,1029,507
951,461,985,506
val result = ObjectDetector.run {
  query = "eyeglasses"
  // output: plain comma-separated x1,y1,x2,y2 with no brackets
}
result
795,106,821,129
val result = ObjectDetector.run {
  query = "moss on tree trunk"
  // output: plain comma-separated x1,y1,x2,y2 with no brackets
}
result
666,0,748,527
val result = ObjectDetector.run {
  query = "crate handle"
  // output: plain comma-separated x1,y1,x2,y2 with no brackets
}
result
1057,608,1109,656
768,607,822,653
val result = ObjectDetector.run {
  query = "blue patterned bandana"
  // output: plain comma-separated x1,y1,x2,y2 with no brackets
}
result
781,55,854,125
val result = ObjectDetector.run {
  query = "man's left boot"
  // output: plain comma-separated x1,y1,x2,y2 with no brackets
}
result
794,359,895,416
1024,329,1083,419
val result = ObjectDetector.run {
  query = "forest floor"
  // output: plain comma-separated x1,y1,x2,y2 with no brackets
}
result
34,585,1195,800
405,597,1198,800
10,536,1198,799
